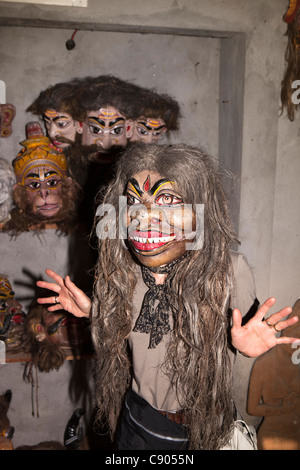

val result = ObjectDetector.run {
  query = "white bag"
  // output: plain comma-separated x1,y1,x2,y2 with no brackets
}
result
220,420,257,450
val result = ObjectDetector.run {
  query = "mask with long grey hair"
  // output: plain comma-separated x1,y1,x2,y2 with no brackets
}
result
91,142,239,450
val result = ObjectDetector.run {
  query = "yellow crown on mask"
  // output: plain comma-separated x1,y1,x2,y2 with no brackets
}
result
13,136,68,185
0,274,14,299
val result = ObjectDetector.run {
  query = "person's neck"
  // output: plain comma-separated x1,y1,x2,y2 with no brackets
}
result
151,272,168,285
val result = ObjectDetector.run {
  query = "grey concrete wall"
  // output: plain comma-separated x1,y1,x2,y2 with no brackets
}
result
0,0,299,447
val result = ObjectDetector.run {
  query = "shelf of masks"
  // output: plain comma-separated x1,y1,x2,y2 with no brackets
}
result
1,342,94,365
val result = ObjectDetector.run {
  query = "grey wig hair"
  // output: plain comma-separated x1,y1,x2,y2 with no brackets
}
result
91,142,239,449
0,158,15,224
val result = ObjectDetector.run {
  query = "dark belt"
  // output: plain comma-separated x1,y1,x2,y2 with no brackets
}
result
158,409,186,425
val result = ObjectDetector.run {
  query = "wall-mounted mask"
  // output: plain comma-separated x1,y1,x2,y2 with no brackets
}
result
81,106,133,164
3,122,79,235
0,104,16,138
24,303,91,372
0,274,25,351
43,108,82,151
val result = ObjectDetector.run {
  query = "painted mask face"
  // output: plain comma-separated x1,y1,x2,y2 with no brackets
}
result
81,106,133,154
0,275,25,349
126,170,196,268
43,109,80,150
29,310,85,349
24,165,64,219
130,118,167,143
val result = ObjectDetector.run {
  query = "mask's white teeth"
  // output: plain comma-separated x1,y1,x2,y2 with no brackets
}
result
132,235,176,243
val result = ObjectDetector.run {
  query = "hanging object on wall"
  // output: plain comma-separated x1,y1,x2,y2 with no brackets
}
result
127,87,180,144
0,390,14,450
0,104,16,138
280,0,300,121
1,122,80,236
66,30,78,50
284,0,300,23
23,302,92,373
0,274,26,353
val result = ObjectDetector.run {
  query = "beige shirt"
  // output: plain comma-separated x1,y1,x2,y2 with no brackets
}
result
128,251,257,412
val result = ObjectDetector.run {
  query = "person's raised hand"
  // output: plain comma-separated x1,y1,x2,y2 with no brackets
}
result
231,297,298,357
36,268,91,318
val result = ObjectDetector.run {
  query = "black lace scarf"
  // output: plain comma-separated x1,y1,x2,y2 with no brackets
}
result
133,256,187,349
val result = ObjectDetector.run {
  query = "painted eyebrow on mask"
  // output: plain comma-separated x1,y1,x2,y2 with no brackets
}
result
88,117,125,128
43,114,70,122
127,178,143,197
127,177,175,198
150,178,175,196
25,171,58,180
25,172,40,179
138,122,166,132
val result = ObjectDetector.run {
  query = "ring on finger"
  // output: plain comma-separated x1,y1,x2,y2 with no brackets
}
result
265,319,280,332
54,296,59,304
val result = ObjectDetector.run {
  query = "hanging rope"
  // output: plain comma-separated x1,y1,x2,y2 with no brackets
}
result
23,363,39,418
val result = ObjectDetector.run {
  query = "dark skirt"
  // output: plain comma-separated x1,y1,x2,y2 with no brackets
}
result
115,389,189,450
